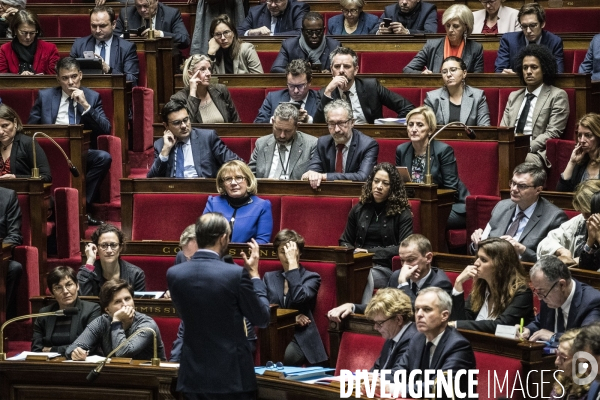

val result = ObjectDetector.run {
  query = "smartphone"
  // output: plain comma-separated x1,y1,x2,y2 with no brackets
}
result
83,51,94,59
310,62,322,73
383,18,392,28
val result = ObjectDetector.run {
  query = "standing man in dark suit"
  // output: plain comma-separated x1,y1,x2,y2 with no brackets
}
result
147,100,241,178
28,57,112,226
0,187,23,320
375,0,438,35
237,0,308,37
70,6,140,87
270,12,340,73
314,47,414,124
495,3,564,74
249,103,317,180
518,256,600,344
255,59,320,123
302,99,378,188
471,163,568,262
167,212,271,400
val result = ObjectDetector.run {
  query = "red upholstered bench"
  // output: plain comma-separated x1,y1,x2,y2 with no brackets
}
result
360,52,417,74
383,88,422,118
228,88,267,123
544,8,600,33
474,351,522,400
93,135,123,222
257,52,279,74
59,15,90,37
38,15,59,37
154,316,181,360
121,255,176,291
334,332,385,375
376,138,408,164
482,88,499,126
466,195,501,250
221,137,252,164
483,50,497,74
546,138,575,190
129,86,155,172
47,187,82,271
0,89,35,122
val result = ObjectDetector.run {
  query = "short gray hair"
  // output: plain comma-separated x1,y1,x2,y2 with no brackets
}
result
324,99,353,121
2,0,26,8
179,224,196,247
329,47,358,68
530,255,572,282
418,287,452,313
442,4,474,36
273,103,299,123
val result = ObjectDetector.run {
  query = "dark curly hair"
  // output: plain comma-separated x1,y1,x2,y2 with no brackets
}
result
91,223,126,252
360,162,410,216
516,43,556,86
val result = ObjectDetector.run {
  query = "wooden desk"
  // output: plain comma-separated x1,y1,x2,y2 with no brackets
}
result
0,243,14,324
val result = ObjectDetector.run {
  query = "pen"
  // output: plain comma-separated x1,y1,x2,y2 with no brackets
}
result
520,318,524,335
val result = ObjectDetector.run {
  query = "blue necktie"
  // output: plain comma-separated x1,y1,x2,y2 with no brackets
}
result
68,99,76,124
274,17,281,34
175,142,184,178
99,41,106,61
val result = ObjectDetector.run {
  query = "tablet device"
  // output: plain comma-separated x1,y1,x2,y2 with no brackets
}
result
396,167,412,183
75,58,103,75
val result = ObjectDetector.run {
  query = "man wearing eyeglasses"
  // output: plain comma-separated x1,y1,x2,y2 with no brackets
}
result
517,255,600,344
375,0,437,35
238,0,308,37
495,3,563,74
147,100,241,178
270,12,341,73
470,163,567,262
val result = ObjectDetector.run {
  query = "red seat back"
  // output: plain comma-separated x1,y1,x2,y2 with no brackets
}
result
384,88,421,118
259,195,281,240
544,8,600,33
376,138,408,164
446,141,499,196
153,316,181,361
409,199,421,234
445,270,472,298
360,52,417,73
335,332,385,375
131,86,155,152
53,187,81,260
38,15,59,37
475,351,523,400
0,89,34,122
466,195,500,248
137,51,147,87
59,15,90,37
302,261,337,355
546,138,575,189
121,255,175,291
37,137,72,191
13,246,40,316
16,195,32,246
257,52,279,74
95,89,116,136
483,50,497,73
482,88,499,126
221,137,252,163
96,135,123,204
228,88,266,123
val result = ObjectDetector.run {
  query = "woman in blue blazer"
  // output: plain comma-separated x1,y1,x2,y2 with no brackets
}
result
204,160,273,244
327,0,379,35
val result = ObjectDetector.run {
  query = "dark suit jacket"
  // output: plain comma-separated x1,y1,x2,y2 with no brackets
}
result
423,85,491,126
31,298,101,355
403,38,484,73
8,133,52,183
327,12,379,35
526,279,600,337
485,197,568,262
237,1,309,37
306,128,378,182
28,86,112,149
270,36,341,73
263,265,328,364
114,2,190,49
70,34,140,87
387,267,453,306
315,77,414,124
587,381,600,400
495,30,564,73
372,322,419,379
147,128,242,178
0,187,22,245
167,250,271,394
396,140,469,214
579,33,600,81
171,85,241,123
376,1,438,34
556,160,588,192
254,88,320,123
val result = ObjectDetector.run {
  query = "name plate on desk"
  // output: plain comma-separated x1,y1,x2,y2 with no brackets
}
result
495,324,518,339
109,357,133,364
25,355,51,361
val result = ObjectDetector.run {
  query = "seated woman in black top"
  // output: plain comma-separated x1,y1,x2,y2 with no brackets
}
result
32,266,101,355
78,224,145,296
449,237,534,333
340,162,413,303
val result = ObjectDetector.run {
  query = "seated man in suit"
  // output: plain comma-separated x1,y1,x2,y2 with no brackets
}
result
314,47,414,124
471,163,568,263
375,0,438,35
238,0,308,37
249,103,317,180
255,59,320,123
147,100,241,178
70,6,140,87
518,255,600,344
579,33,600,81
500,44,569,168
28,57,112,226
114,0,190,50
270,12,341,73
0,187,23,320
301,99,378,189
495,3,564,74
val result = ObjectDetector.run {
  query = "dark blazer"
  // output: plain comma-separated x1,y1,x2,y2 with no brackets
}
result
77,259,146,296
0,39,60,75
452,287,535,333
495,30,564,73
396,140,469,214
579,33,600,81
315,77,414,124
167,250,271,394
114,2,190,49
526,279,600,338
254,88,320,123
70,34,140,87
556,161,588,192
485,197,568,262
403,38,484,73
306,128,378,182
588,382,600,400
372,322,419,380
423,85,491,126
31,298,101,355
375,1,438,34
171,85,241,123
237,1,309,37
147,128,242,178
0,187,22,245
327,12,379,35
580,249,600,271
388,267,453,306
28,86,112,148
270,36,341,73
263,265,328,364
7,132,52,183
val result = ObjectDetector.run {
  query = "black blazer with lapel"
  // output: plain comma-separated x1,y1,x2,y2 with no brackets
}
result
237,1,309,37
372,322,419,379
0,187,22,245
254,88,320,123
403,38,484,73
270,36,341,73
8,133,52,183
170,85,241,123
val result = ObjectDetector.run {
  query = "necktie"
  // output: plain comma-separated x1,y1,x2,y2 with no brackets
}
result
556,308,565,334
515,93,535,134
335,144,345,173
382,340,397,369
175,142,184,178
68,99,76,124
420,341,434,371
273,144,288,179
411,281,419,296
274,17,281,34
343,90,352,105
99,41,106,61
505,211,526,238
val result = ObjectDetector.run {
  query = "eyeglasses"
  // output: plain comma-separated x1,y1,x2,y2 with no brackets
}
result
168,116,190,127
327,118,353,129
18,30,38,37
341,8,360,15
213,30,233,39
52,281,76,293
521,23,539,31
265,0,284,4
223,175,245,185
303,28,324,37
287,82,307,91
98,242,120,251
441,67,461,75
266,361,284,370
533,280,560,299
372,316,394,328
508,180,536,191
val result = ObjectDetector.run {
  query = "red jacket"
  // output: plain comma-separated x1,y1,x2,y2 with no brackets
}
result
0,39,60,75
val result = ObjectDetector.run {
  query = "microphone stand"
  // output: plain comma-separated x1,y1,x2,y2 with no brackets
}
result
31,131,80,179
123,0,130,39
86,327,160,382
425,122,476,185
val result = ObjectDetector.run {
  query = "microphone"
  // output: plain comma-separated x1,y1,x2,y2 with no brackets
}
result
31,132,80,179
424,122,476,184
86,327,161,382
0,308,80,360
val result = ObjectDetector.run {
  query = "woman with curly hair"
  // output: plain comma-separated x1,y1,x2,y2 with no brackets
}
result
551,328,590,400
340,162,413,302
449,237,534,333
